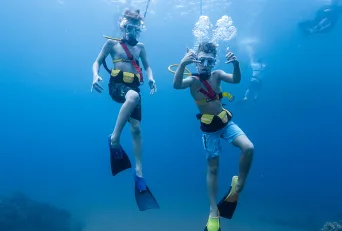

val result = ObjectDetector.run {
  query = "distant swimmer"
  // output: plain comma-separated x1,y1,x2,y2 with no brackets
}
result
298,0,342,34
242,46,266,103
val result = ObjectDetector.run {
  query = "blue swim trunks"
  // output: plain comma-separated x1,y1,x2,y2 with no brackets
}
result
202,121,245,160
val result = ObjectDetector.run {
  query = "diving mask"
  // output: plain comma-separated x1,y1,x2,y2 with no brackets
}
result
120,17,144,39
197,57,216,67
125,23,141,35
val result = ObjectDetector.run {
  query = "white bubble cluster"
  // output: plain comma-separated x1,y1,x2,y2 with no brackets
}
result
192,15,213,49
192,15,237,50
212,15,237,43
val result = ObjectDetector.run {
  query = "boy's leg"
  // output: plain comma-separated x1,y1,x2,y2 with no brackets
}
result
109,84,140,148
128,100,143,177
232,135,253,199
222,121,254,196
207,156,219,217
202,132,222,217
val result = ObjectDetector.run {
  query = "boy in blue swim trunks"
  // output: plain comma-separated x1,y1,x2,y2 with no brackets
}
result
173,42,254,231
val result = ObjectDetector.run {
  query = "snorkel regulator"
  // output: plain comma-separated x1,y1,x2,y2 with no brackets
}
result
119,11,145,46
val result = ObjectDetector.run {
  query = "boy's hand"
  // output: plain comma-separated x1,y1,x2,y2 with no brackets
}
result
181,48,200,66
148,79,157,94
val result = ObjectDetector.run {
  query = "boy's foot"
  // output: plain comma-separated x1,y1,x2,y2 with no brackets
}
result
204,216,220,231
134,174,147,192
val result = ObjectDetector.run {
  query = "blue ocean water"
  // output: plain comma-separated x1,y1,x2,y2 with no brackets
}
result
1,0,341,231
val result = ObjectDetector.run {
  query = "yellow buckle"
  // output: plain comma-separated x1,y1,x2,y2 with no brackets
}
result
111,69,139,83
222,92,235,102
111,69,120,77
218,110,228,124
200,109,231,125
123,72,135,83
113,58,123,63
200,114,215,125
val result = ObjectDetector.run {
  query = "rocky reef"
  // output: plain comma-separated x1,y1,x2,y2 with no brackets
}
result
0,192,83,231
321,221,342,231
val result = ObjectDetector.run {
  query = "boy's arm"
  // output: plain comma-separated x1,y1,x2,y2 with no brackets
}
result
217,61,241,84
92,40,113,77
139,43,154,82
173,48,198,89
173,63,194,89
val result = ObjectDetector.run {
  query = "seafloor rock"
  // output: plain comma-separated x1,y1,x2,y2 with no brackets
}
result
0,192,83,231
321,221,342,231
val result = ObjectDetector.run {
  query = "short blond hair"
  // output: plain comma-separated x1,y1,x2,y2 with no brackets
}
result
123,9,144,24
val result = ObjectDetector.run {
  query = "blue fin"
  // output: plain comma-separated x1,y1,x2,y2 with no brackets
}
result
108,136,131,176
134,176,159,211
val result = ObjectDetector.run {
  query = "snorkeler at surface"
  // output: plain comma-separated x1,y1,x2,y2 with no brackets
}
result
91,8,159,211
173,42,254,231
243,46,266,102
298,0,342,34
